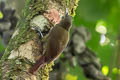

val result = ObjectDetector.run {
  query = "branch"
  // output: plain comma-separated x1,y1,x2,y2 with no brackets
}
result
0,0,79,80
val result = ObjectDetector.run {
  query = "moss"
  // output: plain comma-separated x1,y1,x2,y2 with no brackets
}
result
37,62,54,80
57,0,80,17
0,0,50,59
24,0,49,20
1,19,36,60
0,57,30,79
68,0,80,17
1,0,49,59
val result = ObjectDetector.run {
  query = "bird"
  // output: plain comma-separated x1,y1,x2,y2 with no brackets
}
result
29,14,72,74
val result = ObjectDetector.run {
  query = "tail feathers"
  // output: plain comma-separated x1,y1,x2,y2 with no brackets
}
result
29,56,45,74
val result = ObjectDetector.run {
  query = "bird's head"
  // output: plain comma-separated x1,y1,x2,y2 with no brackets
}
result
59,14,72,31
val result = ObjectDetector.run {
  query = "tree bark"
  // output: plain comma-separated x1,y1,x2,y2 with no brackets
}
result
0,0,79,80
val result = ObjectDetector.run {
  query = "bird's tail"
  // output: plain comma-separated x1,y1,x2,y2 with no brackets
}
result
28,56,45,74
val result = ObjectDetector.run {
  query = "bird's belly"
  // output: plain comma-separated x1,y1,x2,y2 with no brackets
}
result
47,35,68,62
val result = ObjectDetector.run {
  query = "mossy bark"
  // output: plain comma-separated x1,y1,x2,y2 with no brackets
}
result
0,0,79,80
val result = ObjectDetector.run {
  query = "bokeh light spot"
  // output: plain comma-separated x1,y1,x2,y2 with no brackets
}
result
96,21,107,34
0,11,3,19
112,68,118,74
118,69,120,74
102,66,109,76
65,73,78,80
100,34,110,46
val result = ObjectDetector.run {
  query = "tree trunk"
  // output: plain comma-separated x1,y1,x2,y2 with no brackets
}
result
0,0,79,80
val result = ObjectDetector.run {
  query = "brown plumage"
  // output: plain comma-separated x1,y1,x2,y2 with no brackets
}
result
29,14,72,74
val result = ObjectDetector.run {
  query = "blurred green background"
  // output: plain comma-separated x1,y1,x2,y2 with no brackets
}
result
0,0,120,80
67,0,120,80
